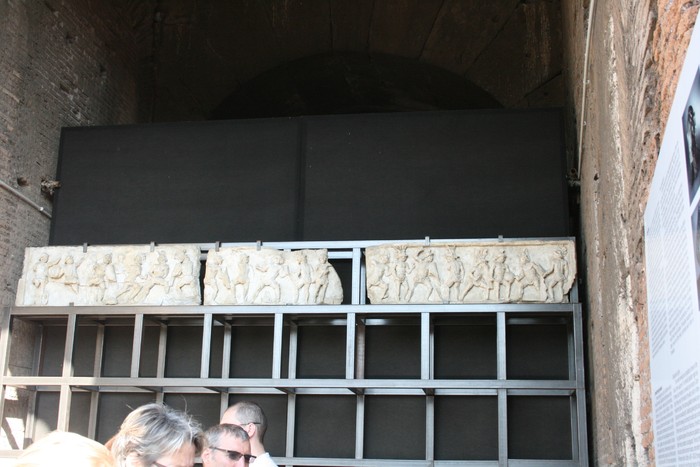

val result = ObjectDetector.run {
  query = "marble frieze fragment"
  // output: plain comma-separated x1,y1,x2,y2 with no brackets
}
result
15,244,201,306
365,240,576,304
203,247,343,305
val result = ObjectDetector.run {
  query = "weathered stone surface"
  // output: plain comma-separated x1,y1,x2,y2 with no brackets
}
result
203,247,343,305
563,1,699,465
366,240,575,304
15,245,201,306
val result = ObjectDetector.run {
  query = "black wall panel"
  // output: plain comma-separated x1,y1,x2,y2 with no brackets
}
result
302,109,568,240
51,119,301,245
50,109,568,245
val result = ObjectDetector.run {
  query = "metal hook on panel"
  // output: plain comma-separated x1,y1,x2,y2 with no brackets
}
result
150,241,155,252
256,240,262,251
424,236,430,246
82,242,88,253
498,235,504,243
215,241,220,252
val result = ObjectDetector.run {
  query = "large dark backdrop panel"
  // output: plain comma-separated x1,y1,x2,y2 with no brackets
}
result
50,109,568,245
51,119,301,245
302,109,568,239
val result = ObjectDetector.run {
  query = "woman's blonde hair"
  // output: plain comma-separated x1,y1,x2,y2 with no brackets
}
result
110,402,202,467
15,430,115,467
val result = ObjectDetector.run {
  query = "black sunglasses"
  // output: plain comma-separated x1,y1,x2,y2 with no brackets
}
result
210,447,257,463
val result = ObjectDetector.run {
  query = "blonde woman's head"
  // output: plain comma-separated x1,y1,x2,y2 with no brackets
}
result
15,431,115,467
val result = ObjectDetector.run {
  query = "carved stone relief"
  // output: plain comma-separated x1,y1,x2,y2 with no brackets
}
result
15,245,201,306
365,240,576,304
203,247,343,305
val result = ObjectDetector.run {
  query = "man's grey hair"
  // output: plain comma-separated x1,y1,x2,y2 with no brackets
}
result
110,402,203,466
203,424,250,449
227,401,268,441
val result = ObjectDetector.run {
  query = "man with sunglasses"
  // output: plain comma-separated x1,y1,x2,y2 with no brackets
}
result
221,401,278,467
201,424,256,467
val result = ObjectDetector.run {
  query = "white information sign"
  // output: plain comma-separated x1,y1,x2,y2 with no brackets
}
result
645,10,700,466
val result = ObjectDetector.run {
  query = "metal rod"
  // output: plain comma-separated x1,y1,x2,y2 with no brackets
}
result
0,179,52,218
498,389,508,466
573,305,589,466
425,395,434,461
1,376,578,390
200,313,212,378
497,312,506,380
57,314,77,430
421,313,430,379
288,322,298,379
352,247,362,304
221,322,232,378
272,313,283,378
131,314,144,378
285,394,296,459
576,0,598,179
0,308,12,432
10,302,577,316
346,313,356,379
157,322,167,378
88,323,105,438
355,394,365,459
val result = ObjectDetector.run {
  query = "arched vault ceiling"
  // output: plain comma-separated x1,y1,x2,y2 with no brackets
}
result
121,0,563,121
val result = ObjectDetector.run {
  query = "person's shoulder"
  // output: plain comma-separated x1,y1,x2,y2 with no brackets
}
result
254,452,278,467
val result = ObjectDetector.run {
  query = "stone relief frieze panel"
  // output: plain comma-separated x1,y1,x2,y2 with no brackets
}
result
15,245,201,306
365,240,576,304
203,247,343,305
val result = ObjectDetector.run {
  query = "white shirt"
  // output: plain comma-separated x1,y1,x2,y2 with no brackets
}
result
252,452,278,467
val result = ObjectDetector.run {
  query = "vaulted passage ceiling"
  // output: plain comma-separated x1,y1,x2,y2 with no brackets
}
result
122,0,563,121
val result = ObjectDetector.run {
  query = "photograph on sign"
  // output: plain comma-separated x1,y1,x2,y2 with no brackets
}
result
683,66,700,201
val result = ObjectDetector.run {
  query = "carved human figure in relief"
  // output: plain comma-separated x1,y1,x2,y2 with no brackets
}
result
229,254,251,303
515,249,546,301
60,255,81,294
171,250,196,300
490,249,514,302
117,253,145,304
460,249,492,301
367,253,390,302
544,247,569,302
406,248,442,302
44,255,66,294
31,253,56,305
440,246,463,302
87,254,116,304
388,246,410,301
204,254,230,304
289,251,312,304
135,251,170,303
103,254,119,305
310,250,333,303
249,253,286,303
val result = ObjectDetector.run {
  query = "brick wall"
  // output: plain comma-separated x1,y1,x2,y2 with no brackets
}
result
0,0,142,449
563,0,699,464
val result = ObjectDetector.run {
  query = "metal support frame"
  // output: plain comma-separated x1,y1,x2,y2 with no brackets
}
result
0,308,12,436
88,323,105,438
1,238,587,466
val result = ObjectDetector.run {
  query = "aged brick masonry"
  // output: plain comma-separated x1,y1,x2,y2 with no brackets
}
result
1,1,699,464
